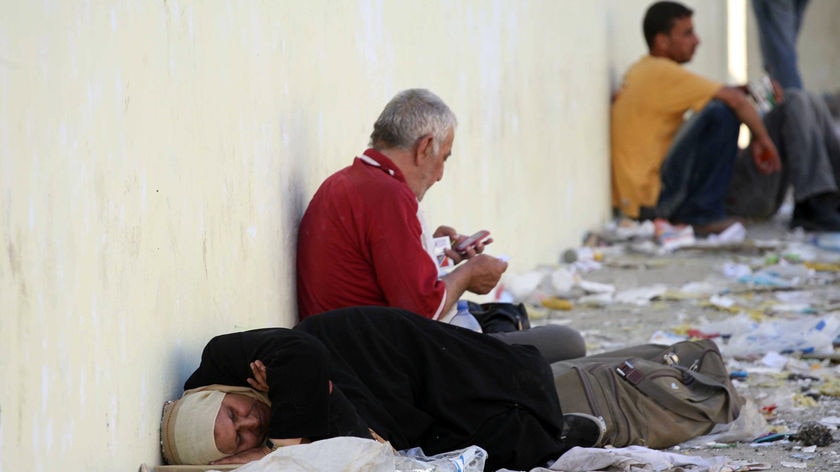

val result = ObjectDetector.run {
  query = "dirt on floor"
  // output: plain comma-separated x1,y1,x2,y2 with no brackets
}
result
513,213,840,471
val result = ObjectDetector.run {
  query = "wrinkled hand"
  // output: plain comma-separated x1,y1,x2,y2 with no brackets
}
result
444,235,493,263
247,360,269,392
433,225,458,240
210,446,269,465
465,254,508,295
751,135,782,175
435,225,494,263
435,225,467,264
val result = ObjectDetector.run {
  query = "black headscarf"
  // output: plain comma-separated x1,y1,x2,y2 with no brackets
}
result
183,327,370,440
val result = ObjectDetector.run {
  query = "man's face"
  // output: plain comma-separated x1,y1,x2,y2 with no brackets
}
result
663,17,700,63
213,393,271,456
416,128,454,201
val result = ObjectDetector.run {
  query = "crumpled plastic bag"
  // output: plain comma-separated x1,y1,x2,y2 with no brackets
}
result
698,313,840,357
398,444,487,471
496,445,728,472
679,398,768,445
212,437,486,472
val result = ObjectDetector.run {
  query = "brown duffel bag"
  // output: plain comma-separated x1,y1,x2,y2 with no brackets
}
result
551,339,744,449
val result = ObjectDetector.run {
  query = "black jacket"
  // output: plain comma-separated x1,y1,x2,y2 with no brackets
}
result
184,306,566,471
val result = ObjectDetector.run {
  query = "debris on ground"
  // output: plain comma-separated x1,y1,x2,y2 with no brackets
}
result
496,214,840,471
797,422,834,447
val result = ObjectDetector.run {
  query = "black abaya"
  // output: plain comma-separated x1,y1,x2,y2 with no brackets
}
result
184,306,567,471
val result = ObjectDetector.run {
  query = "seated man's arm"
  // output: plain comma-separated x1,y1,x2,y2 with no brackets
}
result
439,254,508,313
713,86,781,174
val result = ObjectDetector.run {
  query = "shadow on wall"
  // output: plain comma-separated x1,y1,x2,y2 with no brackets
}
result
277,110,312,320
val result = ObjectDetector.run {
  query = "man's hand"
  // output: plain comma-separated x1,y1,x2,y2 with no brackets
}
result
433,225,457,239
445,236,493,263
770,77,785,104
464,254,508,294
751,134,782,175
247,360,269,392
435,225,493,263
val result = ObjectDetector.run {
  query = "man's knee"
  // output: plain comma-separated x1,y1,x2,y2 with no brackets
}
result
489,325,586,362
778,88,810,115
702,100,740,131
527,325,586,361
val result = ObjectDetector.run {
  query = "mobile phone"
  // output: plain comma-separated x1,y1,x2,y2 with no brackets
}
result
454,230,491,253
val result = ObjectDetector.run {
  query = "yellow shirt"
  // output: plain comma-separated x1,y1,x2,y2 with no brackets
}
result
611,55,722,218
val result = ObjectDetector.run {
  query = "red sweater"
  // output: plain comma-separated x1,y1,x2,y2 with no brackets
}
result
296,149,446,320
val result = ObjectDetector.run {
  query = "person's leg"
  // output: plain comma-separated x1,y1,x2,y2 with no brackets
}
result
725,146,788,219
793,0,810,33
804,90,840,188
724,94,791,220
775,90,838,199
771,89,840,230
751,0,806,89
488,325,585,362
656,100,741,228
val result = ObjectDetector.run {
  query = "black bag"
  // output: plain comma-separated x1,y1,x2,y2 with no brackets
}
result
467,301,531,333
551,339,744,449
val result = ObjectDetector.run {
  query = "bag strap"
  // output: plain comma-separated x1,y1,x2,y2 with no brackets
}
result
616,359,738,422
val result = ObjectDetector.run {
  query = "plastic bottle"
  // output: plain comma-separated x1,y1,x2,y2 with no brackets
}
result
449,300,483,333
748,75,776,115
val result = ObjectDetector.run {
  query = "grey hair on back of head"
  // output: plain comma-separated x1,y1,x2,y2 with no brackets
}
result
369,88,457,155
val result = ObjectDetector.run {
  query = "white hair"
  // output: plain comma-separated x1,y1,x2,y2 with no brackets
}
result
369,88,457,154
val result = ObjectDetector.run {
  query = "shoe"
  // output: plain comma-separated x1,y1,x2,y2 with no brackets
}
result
561,412,607,448
689,216,744,237
790,194,840,231
638,206,658,222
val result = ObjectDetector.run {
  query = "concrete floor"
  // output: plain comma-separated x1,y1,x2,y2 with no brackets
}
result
518,211,840,471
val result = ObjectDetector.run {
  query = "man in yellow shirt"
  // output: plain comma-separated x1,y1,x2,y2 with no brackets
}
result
612,1,781,235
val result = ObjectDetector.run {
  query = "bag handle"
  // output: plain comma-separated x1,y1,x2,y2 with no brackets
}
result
616,359,738,423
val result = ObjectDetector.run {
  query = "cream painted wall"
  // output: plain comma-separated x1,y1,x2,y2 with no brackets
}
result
608,0,737,91
1,1,837,471
0,1,611,470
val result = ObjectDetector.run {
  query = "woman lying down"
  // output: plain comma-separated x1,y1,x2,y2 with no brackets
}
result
161,306,736,471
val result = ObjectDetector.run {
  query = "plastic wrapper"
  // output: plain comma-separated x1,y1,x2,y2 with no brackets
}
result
397,445,487,472
698,313,840,357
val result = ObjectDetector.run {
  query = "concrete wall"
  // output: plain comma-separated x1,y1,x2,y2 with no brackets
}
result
0,1,836,471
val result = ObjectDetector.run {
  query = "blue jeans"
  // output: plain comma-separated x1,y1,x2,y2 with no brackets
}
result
752,0,809,89
656,101,740,226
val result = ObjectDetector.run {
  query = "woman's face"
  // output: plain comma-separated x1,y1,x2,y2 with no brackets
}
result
213,393,271,455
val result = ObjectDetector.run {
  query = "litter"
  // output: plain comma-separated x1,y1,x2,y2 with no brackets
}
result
705,221,747,244
654,219,696,251
497,214,840,470
697,314,840,357
614,285,668,305
530,445,728,472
